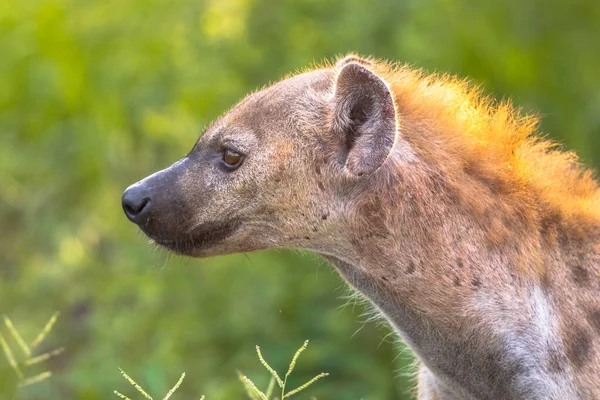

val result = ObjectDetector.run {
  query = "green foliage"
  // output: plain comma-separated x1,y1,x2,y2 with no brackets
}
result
0,0,598,399
114,340,323,400
114,369,198,400
240,340,328,400
0,313,63,398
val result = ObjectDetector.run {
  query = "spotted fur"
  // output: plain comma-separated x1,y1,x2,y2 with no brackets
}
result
124,55,600,399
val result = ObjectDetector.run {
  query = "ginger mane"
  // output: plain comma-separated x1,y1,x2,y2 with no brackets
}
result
372,61,600,223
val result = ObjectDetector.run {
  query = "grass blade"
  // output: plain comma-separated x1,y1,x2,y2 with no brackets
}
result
285,340,308,378
255,346,283,388
118,368,153,400
30,312,60,351
114,391,132,399
162,372,185,400
25,347,64,366
265,376,276,399
19,371,52,387
0,332,23,379
3,316,31,357
237,371,263,400
283,373,329,398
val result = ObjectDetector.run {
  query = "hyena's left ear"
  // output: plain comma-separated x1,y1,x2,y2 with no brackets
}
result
331,61,398,176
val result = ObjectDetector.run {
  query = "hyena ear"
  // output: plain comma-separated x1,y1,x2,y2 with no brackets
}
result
335,54,373,68
332,61,398,176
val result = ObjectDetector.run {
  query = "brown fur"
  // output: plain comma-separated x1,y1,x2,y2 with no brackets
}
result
123,55,600,399
362,57,600,276
362,58,600,223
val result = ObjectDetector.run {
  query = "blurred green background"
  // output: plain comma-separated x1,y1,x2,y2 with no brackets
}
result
0,0,599,398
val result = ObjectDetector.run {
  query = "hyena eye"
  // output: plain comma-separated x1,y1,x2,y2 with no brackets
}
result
221,149,244,169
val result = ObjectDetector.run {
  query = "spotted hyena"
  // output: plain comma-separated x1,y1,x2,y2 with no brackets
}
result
122,55,600,399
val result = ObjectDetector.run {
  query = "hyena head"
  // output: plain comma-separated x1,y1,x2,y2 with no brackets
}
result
122,56,398,258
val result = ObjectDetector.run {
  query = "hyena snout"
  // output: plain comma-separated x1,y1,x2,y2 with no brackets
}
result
121,157,237,256
122,158,188,229
122,181,152,225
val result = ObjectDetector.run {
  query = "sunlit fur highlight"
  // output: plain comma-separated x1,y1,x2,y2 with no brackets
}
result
360,56,600,223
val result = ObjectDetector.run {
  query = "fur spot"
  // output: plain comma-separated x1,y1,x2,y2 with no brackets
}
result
471,277,481,288
406,261,416,274
304,236,310,240
457,258,464,269
547,349,566,373
566,327,593,368
272,164,286,183
317,181,325,191
539,209,562,238
588,310,600,333
453,276,461,287
355,197,388,242
482,209,492,227
321,213,328,220
539,272,551,290
571,265,590,286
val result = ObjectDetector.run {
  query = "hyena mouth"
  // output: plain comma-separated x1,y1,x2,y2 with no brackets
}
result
152,219,242,255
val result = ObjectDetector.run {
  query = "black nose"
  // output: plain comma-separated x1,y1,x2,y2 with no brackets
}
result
122,185,151,224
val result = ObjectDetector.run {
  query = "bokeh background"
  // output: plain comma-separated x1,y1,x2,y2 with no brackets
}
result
1,0,599,398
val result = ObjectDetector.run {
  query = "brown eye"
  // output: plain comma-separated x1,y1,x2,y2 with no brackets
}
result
222,149,243,168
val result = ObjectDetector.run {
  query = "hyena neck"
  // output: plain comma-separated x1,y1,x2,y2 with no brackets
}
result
323,157,579,398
